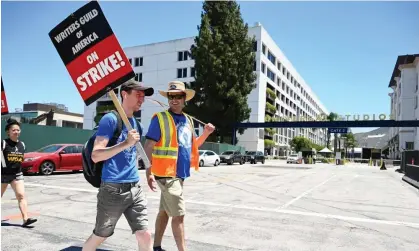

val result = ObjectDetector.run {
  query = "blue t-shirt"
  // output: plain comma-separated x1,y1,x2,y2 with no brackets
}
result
146,111,196,179
96,113,142,183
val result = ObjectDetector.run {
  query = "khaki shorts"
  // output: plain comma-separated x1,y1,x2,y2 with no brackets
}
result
156,177,185,217
93,181,148,238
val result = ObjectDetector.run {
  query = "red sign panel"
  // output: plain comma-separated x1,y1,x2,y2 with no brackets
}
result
1,78,9,115
48,1,134,106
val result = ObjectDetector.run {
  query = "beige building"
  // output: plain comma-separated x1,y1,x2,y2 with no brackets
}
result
3,103,83,128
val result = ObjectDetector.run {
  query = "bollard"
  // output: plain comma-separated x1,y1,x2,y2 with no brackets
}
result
380,158,387,170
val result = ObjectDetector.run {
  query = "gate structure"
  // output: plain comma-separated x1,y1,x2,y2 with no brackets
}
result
232,119,419,144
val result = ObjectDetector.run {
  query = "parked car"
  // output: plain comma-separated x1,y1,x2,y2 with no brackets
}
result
199,150,220,167
219,150,244,165
286,154,300,164
244,151,265,164
22,144,84,175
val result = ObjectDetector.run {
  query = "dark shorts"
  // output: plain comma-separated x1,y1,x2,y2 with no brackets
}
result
1,172,24,184
93,181,148,238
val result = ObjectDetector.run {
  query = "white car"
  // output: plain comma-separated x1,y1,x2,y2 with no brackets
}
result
199,150,220,167
287,154,300,164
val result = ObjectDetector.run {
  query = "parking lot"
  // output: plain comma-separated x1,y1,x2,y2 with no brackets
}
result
2,160,419,251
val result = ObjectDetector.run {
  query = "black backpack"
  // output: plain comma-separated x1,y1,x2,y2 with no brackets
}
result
82,110,142,188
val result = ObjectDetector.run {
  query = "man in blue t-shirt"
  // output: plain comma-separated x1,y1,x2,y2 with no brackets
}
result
83,80,154,251
144,81,215,251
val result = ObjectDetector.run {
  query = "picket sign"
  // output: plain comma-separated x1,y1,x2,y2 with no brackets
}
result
1,78,9,115
48,0,151,168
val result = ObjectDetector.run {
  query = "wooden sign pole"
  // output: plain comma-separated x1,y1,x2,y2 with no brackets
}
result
108,91,151,169
146,97,206,126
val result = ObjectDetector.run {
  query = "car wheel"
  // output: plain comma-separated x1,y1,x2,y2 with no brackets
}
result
40,161,55,175
214,160,219,166
228,160,233,165
240,159,244,165
199,160,204,167
262,159,265,164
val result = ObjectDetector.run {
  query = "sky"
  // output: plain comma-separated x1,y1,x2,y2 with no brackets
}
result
2,1,419,133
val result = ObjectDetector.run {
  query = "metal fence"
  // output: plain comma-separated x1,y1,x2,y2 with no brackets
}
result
200,142,246,155
1,122,94,152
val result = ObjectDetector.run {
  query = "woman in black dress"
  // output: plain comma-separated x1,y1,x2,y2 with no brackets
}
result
1,118,37,227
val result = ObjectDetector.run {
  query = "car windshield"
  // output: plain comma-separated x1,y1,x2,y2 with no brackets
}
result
36,145,63,153
222,151,234,155
290,154,298,157
199,150,205,155
246,151,256,155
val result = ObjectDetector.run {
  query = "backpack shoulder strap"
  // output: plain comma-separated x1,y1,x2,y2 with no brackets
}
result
135,119,143,136
108,110,123,146
2,140,5,151
21,141,25,151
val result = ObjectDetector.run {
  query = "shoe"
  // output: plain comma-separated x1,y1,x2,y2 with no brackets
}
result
153,247,166,251
22,218,37,227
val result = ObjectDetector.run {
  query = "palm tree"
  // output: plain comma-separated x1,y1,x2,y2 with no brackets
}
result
327,112,339,151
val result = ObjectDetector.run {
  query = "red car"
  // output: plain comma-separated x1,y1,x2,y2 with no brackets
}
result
22,144,84,175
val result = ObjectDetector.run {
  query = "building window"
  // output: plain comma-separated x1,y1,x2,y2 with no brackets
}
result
267,68,275,82
177,68,187,78
267,51,276,65
415,96,418,109
277,62,282,71
406,142,414,150
134,57,143,67
190,67,196,77
253,61,257,71
261,62,266,74
135,73,142,82
129,58,132,65
253,41,257,52
262,44,266,55
178,51,189,61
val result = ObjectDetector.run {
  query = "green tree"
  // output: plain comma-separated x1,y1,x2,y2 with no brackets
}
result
290,136,313,153
185,0,257,144
343,132,357,157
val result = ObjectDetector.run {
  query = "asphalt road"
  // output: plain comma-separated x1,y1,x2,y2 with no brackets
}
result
2,161,419,251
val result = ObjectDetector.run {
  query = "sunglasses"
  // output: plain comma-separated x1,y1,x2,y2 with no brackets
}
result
168,94,185,100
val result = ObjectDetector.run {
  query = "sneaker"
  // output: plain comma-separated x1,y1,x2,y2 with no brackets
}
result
22,218,37,227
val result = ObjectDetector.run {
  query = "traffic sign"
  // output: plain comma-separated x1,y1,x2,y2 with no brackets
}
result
328,128,348,134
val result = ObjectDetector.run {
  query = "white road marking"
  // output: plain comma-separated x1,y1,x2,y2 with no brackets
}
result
278,174,337,209
23,182,419,229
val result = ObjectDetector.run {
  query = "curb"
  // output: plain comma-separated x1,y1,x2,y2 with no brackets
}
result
402,175,419,189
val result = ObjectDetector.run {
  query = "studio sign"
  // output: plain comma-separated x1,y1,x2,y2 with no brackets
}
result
280,113,394,122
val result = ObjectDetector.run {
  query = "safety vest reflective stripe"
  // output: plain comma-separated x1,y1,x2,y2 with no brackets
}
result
152,154,177,159
157,112,173,148
152,149,177,157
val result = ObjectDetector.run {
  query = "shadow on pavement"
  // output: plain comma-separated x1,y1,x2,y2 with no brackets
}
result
1,222,35,229
60,247,112,251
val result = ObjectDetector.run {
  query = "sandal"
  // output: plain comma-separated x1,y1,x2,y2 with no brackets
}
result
22,218,37,227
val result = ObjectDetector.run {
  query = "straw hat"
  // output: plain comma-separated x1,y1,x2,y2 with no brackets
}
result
158,81,195,101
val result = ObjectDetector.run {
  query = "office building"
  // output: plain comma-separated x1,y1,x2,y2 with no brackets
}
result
387,54,419,159
83,23,329,155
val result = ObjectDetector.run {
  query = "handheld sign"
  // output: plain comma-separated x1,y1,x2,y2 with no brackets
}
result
48,0,134,106
48,0,151,168
1,78,9,115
